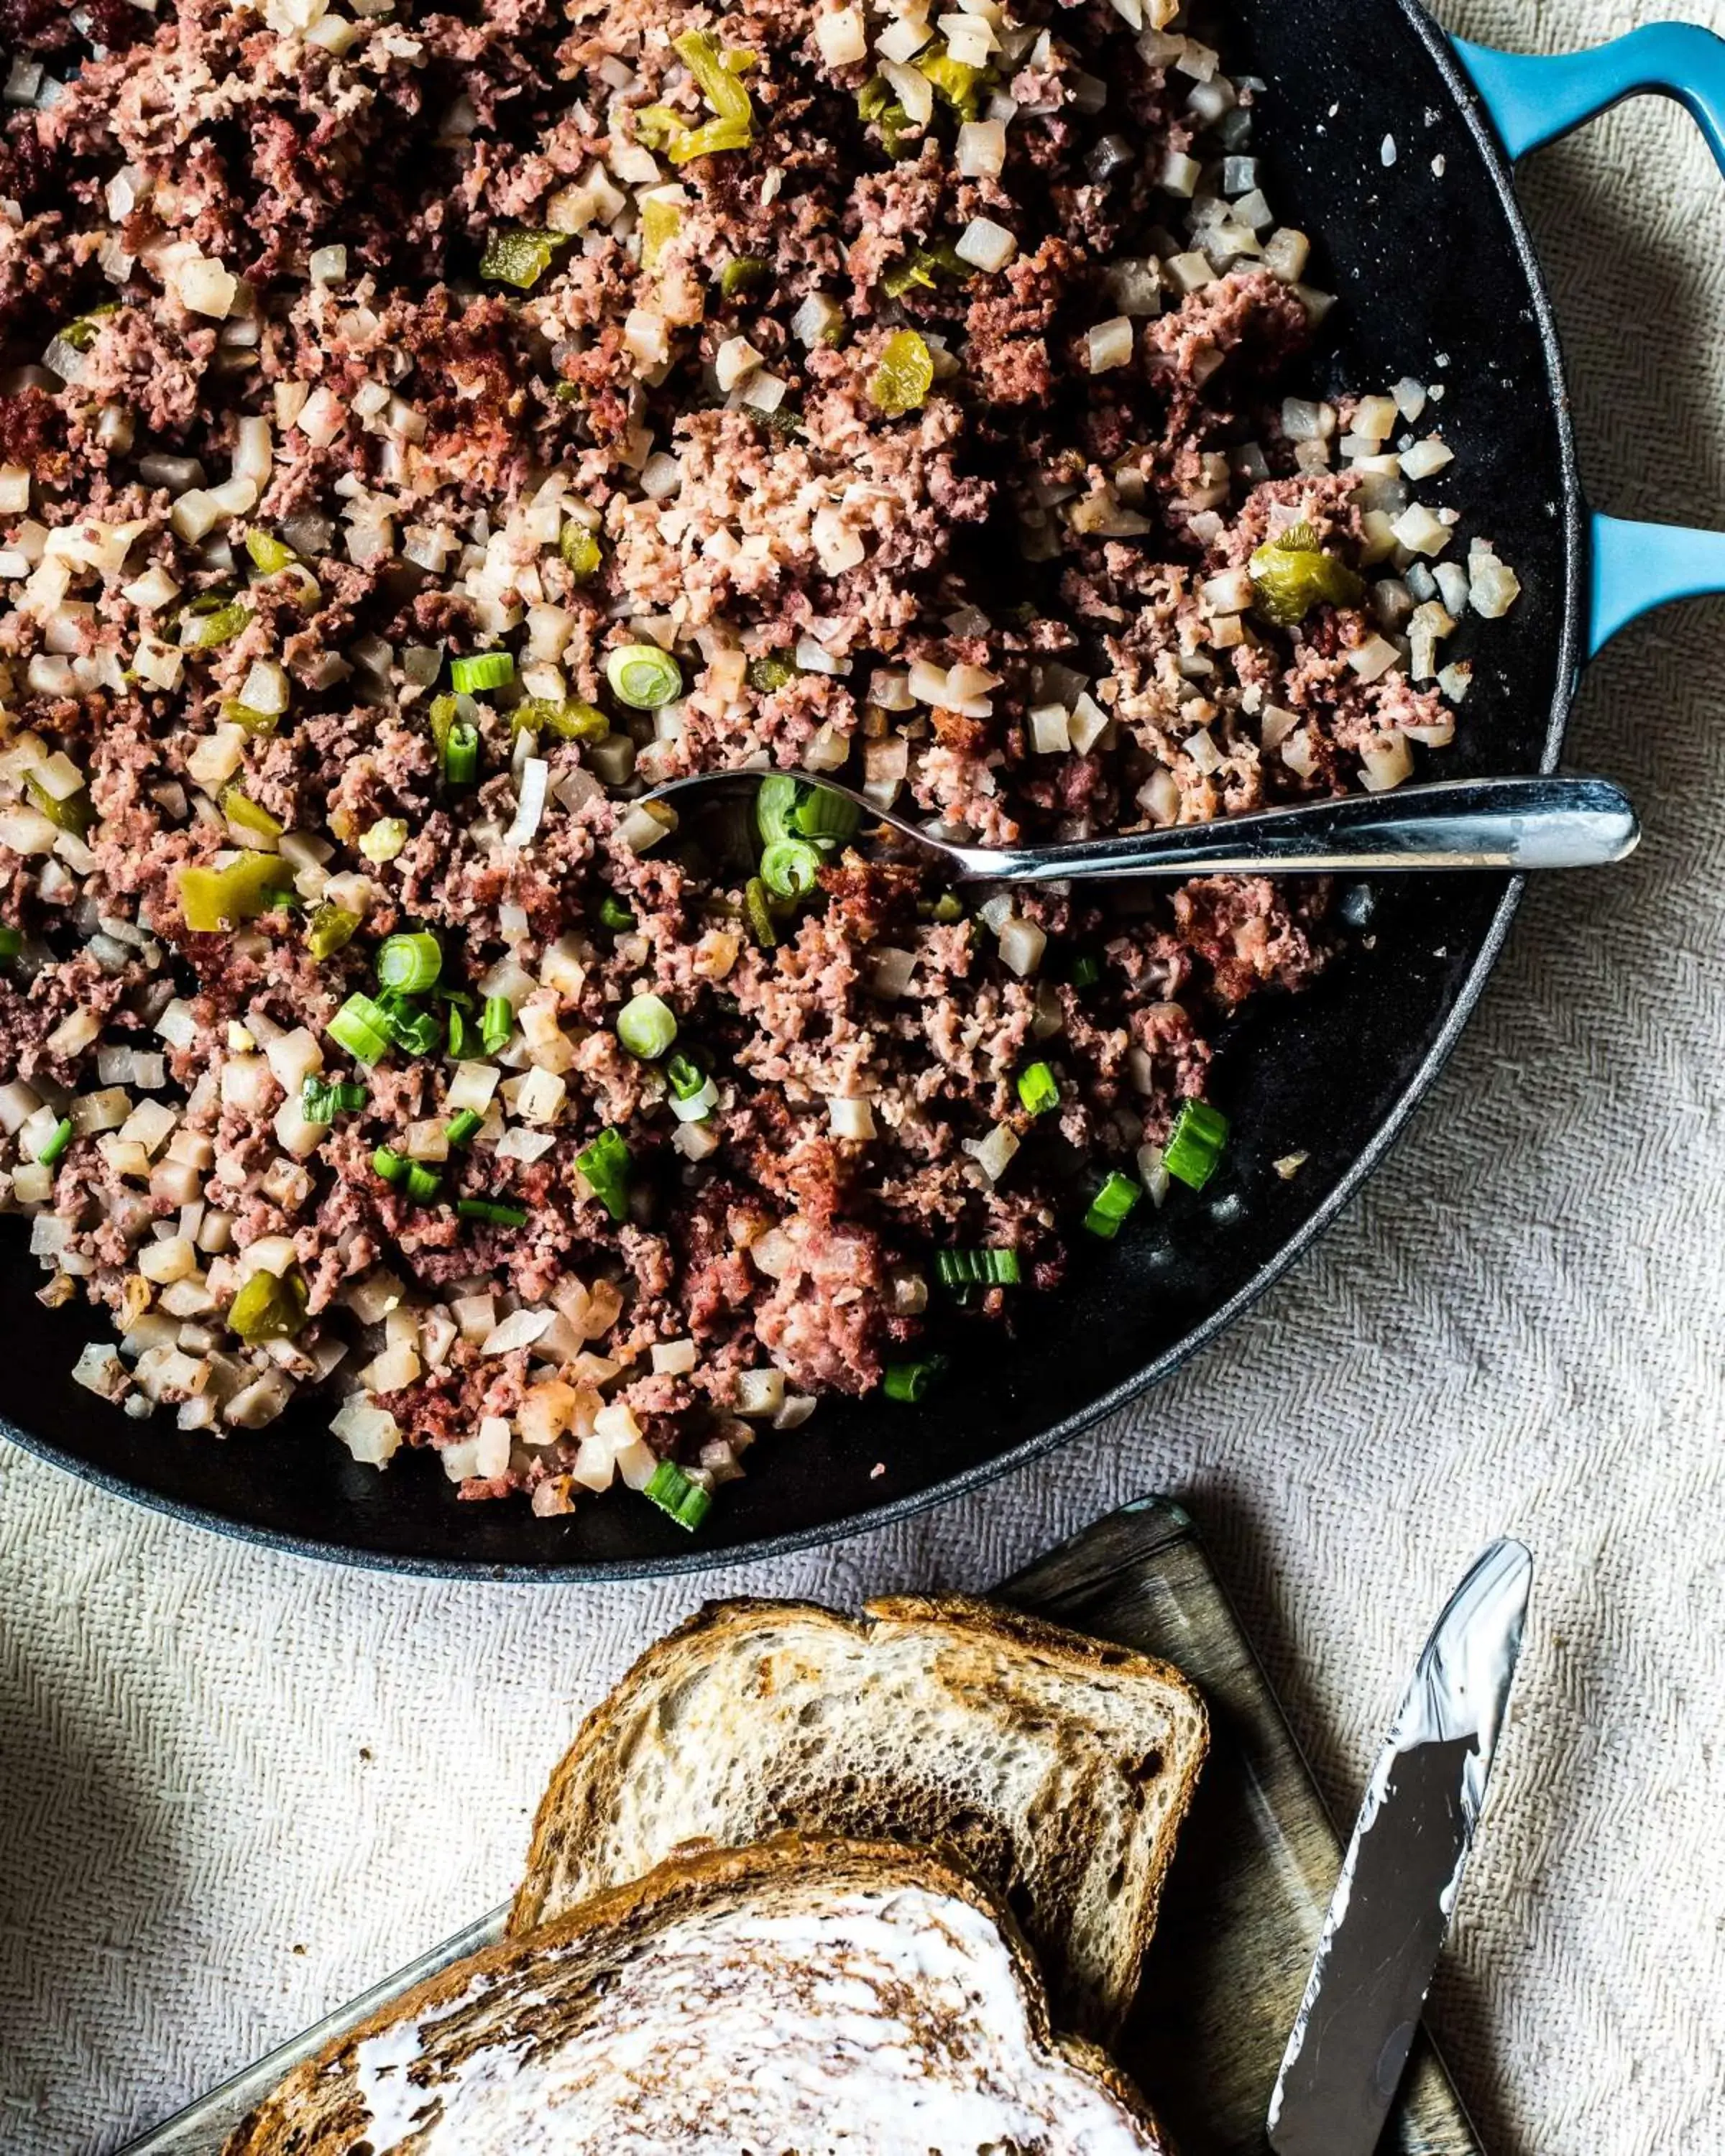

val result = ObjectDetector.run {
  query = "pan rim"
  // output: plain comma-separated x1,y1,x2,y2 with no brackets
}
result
0,0,1586,1578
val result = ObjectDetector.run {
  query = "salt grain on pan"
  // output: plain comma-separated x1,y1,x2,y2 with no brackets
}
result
1381,133,1397,166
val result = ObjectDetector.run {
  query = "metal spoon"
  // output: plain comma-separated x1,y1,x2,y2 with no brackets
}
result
640,771,1639,881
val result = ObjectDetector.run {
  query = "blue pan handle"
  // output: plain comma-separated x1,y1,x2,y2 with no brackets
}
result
1453,25,1725,656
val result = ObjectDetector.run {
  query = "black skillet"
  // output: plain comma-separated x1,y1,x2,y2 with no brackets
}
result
6,1,1724,1575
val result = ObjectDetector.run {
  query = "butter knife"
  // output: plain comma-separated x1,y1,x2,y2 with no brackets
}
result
1266,1537,1533,2156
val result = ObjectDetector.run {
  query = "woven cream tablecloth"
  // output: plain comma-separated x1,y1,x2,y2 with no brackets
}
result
4,1,1725,2148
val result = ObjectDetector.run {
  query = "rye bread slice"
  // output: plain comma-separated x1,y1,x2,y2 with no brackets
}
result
223,1836,1173,2156
510,1594,1208,2040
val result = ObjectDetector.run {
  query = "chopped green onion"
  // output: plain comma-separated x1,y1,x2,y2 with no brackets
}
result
446,1108,482,1146
456,1196,529,1227
575,1125,631,1220
597,893,636,931
372,1144,408,1185
329,992,395,1065
0,926,22,959
480,994,513,1055
930,893,965,925
1017,1061,1059,1117
178,854,294,934
36,1115,73,1168
301,1077,366,1122
1163,1098,1229,1191
743,876,777,949
791,784,861,844
244,528,297,576
403,1161,442,1203
227,1265,309,1342
446,1002,473,1059
377,995,441,1058
1083,1170,1141,1240
747,653,799,695
718,254,770,298
617,992,678,1061
180,599,252,650
479,228,564,290
934,1248,1022,1286
755,773,804,846
883,1355,947,1402
305,903,359,962
1069,951,1102,990
450,650,515,696
643,1458,712,1531
605,642,683,710
759,837,822,900
442,721,479,786
666,1051,707,1101
376,930,443,996
560,522,602,581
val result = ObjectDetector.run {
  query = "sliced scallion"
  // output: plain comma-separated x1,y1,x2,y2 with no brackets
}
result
377,995,441,1058
597,893,635,932
372,1145,408,1186
456,1196,528,1227
755,775,802,845
37,1115,72,1168
446,1108,482,1146
301,1077,366,1122
718,254,770,298
480,994,513,1056
450,650,514,696
759,837,822,900
479,228,564,290
445,1003,472,1059
1083,1170,1141,1240
792,785,862,844
1163,1098,1229,1191
376,931,442,996
575,1125,631,1220
643,1459,712,1531
934,1248,1022,1287
617,992,677,1061
442,721,479,785
1017,1061,1059,1117
329,992,395,1066
883,1355,947,1402
666,1051,707,1102
403,1161,442,1203
605,642,683,710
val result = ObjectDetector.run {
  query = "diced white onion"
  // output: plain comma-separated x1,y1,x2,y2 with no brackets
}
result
954,216,1018,272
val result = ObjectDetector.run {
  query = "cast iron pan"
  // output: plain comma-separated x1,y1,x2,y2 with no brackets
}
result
4,1,1721,1574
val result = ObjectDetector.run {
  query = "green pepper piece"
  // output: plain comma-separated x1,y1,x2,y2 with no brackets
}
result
641,198,682,270
24,773,93,837
180,599,252,650
511,697,610,741
479,229,565,290
746,653,799,695
227,1265,310,1341
718,254,770,298
178,854,295,933
868,329,934,416
916,40,986,119
1248,525,1365,627
673,28,755,126
560,522,602,581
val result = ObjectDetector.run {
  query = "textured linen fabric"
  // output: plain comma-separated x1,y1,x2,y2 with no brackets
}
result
4,3,1725,2149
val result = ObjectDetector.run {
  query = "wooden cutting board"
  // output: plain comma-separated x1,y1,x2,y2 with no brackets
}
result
121,1496,1484,2156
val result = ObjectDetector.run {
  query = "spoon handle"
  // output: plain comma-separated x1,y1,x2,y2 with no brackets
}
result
962,775,1639,882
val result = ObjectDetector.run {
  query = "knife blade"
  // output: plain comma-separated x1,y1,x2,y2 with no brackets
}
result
1266,1537,1532,2156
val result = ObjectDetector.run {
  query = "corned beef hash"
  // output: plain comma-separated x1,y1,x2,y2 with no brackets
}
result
0,0,1517,1528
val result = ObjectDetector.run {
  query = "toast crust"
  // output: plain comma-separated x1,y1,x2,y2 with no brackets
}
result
510,1593,1208,2037
224,1835,1169,2156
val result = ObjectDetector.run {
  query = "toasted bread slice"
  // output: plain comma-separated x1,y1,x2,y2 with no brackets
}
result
225,1838,1169,2156
510,1594,1208,2039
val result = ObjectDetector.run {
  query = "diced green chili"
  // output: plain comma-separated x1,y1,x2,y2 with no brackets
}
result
305,904,359,962
227,1265,310,1341
641,197,682,270
868,329,934,415
24,773,93,837
597,893,636,932
180,598,252,650
511,696,608,741
916,40,986,119
560,522,602,581
479,228,565,290
717,254,770,298
746,653,799,695
0,926,22,959
178,854,294,933
1248,522,1364,627
220,787,282,842
244,528,297,576
743,875,777,949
